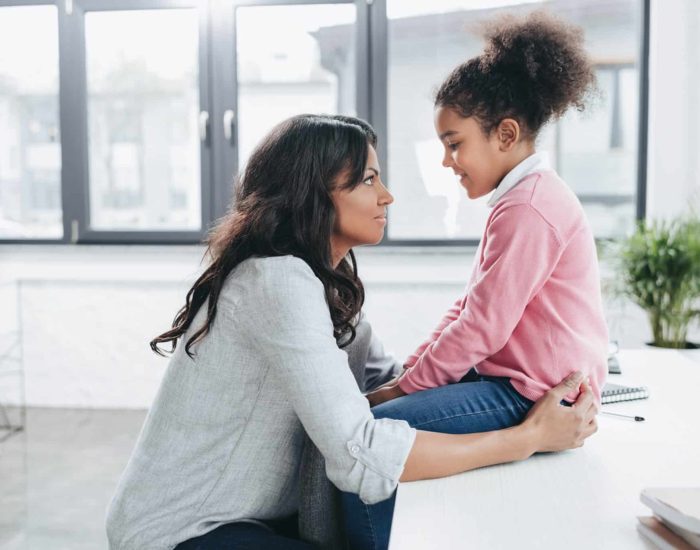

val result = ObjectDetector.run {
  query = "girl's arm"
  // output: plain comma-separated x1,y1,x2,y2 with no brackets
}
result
399,204,563,395
401,371,597,481
403,295,464,369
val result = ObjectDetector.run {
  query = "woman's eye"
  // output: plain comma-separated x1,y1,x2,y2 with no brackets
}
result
362,175,374,186
448,143,459,151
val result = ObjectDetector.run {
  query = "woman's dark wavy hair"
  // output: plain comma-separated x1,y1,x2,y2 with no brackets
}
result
150,114,377,358
435,10,597,139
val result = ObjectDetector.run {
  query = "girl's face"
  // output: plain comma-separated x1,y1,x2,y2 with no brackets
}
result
434,106,510,199
331,145,393,254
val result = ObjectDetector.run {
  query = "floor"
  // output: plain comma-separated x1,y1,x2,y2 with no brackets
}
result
0,407,147,550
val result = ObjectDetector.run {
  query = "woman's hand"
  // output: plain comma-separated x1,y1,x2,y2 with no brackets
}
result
366,384,407,407
365,370,408,407
522,371,598,453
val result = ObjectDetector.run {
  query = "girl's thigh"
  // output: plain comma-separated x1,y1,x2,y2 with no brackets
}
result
371,376,533,433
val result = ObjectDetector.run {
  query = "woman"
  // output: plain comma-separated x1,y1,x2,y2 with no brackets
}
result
105,114,596,550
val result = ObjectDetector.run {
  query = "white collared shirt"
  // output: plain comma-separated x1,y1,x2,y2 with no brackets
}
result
487,151,551,208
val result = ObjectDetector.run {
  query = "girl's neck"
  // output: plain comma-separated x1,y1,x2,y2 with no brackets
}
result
503,142,537,174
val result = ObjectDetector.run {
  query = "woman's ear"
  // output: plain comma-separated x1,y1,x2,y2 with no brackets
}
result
495,118,520,151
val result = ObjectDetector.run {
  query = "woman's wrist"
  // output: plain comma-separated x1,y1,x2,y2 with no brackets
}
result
510,422,539,461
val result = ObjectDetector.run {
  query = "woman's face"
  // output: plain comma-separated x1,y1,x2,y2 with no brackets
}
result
331,145,393,254
434,106,508,199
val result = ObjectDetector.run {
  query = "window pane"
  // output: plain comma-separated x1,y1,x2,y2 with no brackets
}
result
86,9,201,231
0,6,61,239
236,4,356,166
386,0,642,240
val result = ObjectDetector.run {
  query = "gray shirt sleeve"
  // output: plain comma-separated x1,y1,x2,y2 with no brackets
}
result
361,320,403,392
245,257,416,505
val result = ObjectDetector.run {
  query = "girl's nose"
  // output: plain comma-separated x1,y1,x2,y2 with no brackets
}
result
442,149,454,169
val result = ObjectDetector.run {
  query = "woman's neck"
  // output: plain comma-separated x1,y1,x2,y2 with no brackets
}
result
330,238,350,269
331,249,349,269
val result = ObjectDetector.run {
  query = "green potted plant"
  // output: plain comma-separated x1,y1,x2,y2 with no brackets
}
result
617,216,700,349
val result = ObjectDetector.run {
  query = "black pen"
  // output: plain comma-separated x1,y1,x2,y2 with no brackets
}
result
601,411,645,422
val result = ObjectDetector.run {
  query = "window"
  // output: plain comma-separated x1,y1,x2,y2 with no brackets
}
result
384,0,646,241
235,4,357,167
0,5,61,239
85,9,201,231
1,0,647,244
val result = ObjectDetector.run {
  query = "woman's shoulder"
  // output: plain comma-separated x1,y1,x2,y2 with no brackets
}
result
232,255,324,305
242,255,318,282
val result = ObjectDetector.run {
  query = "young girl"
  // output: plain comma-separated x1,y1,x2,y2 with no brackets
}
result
346,12,608,550
105,114,595,550
367,11,608,409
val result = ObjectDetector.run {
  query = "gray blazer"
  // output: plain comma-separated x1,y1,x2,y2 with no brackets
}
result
106,256,415,550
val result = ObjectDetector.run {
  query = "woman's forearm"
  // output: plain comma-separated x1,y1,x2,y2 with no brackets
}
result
398,373,597,483
400,425,537,482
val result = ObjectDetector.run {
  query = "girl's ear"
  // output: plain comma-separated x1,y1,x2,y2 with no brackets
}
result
495,118,520,151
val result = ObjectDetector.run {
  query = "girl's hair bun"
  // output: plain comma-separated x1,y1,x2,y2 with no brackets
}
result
436,10,597,138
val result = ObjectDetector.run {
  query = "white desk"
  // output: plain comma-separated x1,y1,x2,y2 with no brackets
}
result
389,349,700,550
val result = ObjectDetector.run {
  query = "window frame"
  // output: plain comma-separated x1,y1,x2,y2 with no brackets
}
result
209,0,369,221
372,0,651,247
0,0,650,245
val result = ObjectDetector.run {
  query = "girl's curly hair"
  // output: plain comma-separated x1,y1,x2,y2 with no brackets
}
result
435,11,597,139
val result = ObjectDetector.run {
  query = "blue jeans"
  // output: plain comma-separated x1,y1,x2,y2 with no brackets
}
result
341,370,534,550
174,515,316,550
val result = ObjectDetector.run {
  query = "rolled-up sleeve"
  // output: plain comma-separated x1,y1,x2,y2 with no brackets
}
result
246,257,416,504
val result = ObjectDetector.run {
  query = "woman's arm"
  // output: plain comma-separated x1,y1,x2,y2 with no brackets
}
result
400,371,596,481
249,258,416,505
360,314,404,392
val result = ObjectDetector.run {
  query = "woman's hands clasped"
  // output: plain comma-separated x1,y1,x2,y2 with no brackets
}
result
365,370,408,407
522,370,598,453
367,369,598,455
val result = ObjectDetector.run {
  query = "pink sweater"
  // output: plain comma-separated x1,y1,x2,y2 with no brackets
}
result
398,170,608,403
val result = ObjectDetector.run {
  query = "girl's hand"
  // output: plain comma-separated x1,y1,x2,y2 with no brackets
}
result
522,371,598,453
366,383,407,407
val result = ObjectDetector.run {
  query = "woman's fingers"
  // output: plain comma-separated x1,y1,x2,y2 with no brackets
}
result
549,371,584,401
571,381,594,412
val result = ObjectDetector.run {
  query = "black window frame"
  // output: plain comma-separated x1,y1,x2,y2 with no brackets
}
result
0,0,650,246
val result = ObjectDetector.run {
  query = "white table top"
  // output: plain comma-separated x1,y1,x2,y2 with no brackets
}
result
389,349,700,550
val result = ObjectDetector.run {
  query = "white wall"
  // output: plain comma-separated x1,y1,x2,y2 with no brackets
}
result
0,245,668,409
0,247,482,408
646,0,700,219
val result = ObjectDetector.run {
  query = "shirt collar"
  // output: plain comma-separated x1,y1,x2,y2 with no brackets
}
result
487,151,551,208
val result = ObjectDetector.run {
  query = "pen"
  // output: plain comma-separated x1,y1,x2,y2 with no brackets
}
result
601,411,645,422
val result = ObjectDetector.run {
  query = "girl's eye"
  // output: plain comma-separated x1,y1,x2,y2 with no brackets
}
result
362,175,374,186
448,142,460,151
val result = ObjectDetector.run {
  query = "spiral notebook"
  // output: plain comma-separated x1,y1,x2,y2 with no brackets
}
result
601,382,650,404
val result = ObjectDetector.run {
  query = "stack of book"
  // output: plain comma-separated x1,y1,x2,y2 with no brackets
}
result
638,488,700,549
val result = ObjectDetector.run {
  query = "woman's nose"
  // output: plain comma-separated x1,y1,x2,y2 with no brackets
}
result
379,182,394,205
